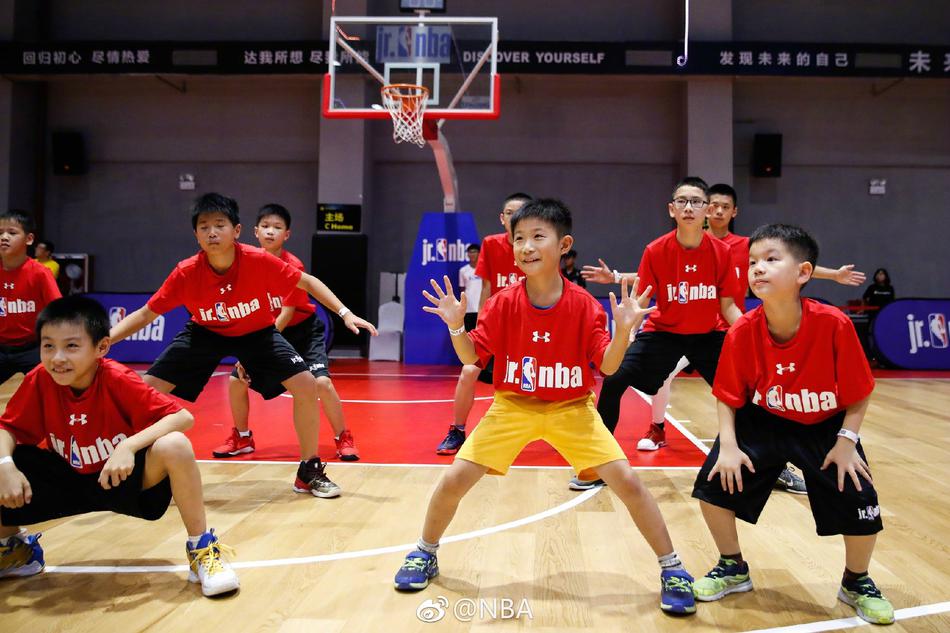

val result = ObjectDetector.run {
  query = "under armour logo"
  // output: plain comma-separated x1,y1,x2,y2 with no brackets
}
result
219,284,232,295
684,265,697,273
2,283,13,289
532,331,551,343
68,414,88,426
776,363,796,375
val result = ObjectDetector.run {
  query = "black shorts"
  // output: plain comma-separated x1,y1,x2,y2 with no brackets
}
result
232,313,331,399
0,444,172,526
597,330,725,433
463,312,478,332
477,356,494,384
692,405,883,537
0,342,40,385
147,321,309,402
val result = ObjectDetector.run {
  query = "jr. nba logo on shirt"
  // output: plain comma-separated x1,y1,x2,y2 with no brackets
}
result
214,301,230,322
521,356,537,392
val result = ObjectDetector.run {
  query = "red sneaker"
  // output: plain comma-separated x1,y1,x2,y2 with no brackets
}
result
636,423,667,451
335,429,360,461
212,428,255,458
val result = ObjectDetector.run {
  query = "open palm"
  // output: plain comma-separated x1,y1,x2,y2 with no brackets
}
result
609,277,655,333
422,275,467,327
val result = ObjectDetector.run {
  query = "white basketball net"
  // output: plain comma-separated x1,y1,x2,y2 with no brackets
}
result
381,84,429,147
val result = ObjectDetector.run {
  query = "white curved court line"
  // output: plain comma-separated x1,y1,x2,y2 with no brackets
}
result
44,485,602,574
743,600,950,632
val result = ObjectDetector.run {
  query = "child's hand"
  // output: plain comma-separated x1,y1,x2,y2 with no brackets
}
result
821,437,872,492
609,277,655,335
834,265,866,286
422,276,467,329
581,258,615,284
98,442,136,490
235,361,250,384
708,445,756,494
343,312,379,336
0,461,32,508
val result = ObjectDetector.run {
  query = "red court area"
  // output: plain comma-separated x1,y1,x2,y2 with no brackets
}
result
129,360,708,468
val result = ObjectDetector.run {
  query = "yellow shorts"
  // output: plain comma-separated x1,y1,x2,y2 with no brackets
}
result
456,391,628,475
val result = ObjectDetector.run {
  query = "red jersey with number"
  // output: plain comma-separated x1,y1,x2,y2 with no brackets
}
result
0,358,182,474
273,249,315,327
637,231,739,334
0,258,61,345
714,232,750,330
469,278,610,401
147,242,302,336
474,233,524,297
712,299,874,425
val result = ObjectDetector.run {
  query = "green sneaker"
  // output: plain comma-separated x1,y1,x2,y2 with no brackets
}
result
693,558,753,601
837,575,895,625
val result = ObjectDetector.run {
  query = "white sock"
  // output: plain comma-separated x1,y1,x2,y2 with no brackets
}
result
417,538,439,554
186,534,204,547
237,429,251,438
658,552,684,571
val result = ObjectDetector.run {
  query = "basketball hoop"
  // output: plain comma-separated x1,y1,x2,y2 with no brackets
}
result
381,84,429,147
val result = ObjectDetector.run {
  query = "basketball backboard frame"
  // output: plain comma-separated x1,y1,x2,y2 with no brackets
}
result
322,15,500,121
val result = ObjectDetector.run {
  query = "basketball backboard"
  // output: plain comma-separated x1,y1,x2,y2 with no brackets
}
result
322,15,499,121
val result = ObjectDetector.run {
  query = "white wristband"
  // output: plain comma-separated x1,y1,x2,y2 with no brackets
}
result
338,307,350,318
837,428,860,444
0,456,13,466
448,324,466,336
613,269,622,284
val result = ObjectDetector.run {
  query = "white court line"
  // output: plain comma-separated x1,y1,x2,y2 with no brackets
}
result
195,458,700,471
632,387,711,455
45,485,603,574
278,393,493,404
743,600,950,632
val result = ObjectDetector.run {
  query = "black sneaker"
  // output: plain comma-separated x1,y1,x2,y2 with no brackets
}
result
774,467,807,495
293,457,342,498
436,426,466,455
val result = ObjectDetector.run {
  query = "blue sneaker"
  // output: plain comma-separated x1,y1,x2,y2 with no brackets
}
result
436,426,465,455
394,550,439,591
660,568,696,615
0,532,45,578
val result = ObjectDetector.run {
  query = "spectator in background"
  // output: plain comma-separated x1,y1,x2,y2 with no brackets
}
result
561,249,586,288
34,240,59,279
458,243,482,332
863,268,895,308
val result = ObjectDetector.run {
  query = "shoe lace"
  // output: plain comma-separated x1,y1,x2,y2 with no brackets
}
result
190,541,235,577
402,555,431,572
662,575,692,593
706,560,739,579
852,576,883,599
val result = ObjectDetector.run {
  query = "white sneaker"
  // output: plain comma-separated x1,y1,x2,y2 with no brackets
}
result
187,529,240,597
636,423,667,451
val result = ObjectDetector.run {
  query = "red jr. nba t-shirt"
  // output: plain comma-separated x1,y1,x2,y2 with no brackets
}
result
275,249,316,327
714,232,751,330
0,358,183,475
712,299,875,425
468,278,610,401
148,242,303,337
0,258,61,346
474,233,524,297
637,231,740,334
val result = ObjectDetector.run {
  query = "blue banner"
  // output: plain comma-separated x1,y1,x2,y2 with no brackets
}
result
873,299,950,370
404,212,480,365
91,293,190,363
92,293,334,364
